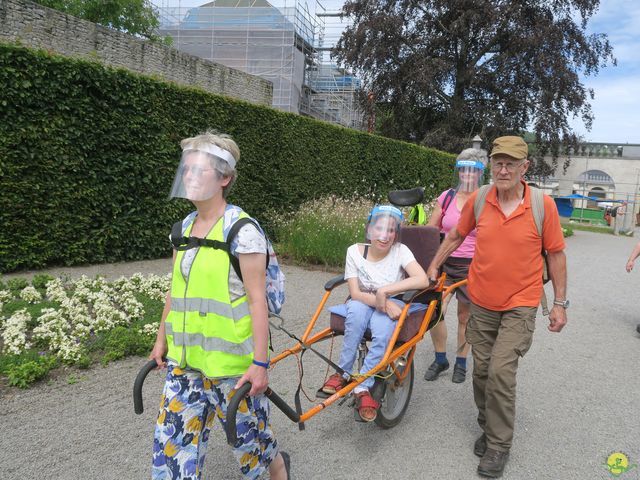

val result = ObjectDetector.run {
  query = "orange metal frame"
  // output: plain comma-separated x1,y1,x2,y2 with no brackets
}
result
269,274,467,424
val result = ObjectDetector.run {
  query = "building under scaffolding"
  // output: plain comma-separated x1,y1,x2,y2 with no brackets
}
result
153,0,363,129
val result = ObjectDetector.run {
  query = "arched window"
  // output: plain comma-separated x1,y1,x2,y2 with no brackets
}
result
587,187,606,208
577,170,615,186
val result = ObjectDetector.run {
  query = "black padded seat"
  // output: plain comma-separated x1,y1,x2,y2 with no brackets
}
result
387,187,425,207
330,225,442,342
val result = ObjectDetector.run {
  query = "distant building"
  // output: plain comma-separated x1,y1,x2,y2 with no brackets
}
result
155,0,363,129
527,142,640,231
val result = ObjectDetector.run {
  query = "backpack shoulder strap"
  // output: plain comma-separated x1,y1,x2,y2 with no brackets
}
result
442,188,456,213
473,185,492,224
225,217,270,281
170,220,186,250
530,186,545,237
170,212,230,252
438,188,456,229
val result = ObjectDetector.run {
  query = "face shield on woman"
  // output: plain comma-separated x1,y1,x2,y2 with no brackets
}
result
456,159,485,193
169,144,237,201
365,205,404,243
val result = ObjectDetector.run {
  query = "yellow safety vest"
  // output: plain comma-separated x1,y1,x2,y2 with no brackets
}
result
165,213,253,378
408,204,427,225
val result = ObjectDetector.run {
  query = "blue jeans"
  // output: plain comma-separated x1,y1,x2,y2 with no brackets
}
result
337,299,423,391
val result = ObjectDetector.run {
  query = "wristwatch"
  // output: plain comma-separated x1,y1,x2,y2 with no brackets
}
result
553,299,570,309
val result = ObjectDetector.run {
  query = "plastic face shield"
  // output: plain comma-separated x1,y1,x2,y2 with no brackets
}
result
366,206,403,243
169,145,237,201
456,159,485,193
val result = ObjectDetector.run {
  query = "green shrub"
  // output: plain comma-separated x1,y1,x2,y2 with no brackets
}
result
32,274,55,291
6,355,57,388
6,278,28,294
275,196,371,267
101,326,155,365
0,42,454,273
0,350,42,375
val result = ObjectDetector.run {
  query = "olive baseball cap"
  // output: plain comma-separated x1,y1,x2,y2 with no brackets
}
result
490,136,528,160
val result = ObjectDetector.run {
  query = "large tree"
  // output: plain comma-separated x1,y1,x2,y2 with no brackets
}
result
335,0,615,174
36,0,163,42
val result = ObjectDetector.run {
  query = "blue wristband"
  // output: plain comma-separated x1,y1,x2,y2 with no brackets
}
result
252,359,270,369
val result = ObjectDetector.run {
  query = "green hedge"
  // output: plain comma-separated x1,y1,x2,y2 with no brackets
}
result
0,42,455,272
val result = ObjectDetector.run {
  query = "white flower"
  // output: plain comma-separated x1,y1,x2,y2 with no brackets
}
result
46,278,68,303
139,322,159,337
0,289,12,303
1,309,31,354
20,285,43,303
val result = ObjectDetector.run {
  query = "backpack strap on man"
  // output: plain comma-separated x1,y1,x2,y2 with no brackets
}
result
530,187,545,237
225,217,270,281
529,186,550,315
473,185,493,223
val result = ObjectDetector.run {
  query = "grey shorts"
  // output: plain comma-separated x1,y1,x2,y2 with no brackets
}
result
443,257,471,304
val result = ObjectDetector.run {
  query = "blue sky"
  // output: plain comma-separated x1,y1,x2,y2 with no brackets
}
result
159,1,636,143
570,0,640,144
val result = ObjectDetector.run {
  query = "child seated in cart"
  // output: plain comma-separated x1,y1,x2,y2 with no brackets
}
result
321,205,429,422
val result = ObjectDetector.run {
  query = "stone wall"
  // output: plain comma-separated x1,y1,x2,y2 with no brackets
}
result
0,0,272,105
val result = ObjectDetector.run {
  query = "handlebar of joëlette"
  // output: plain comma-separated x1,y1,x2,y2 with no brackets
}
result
133,359,300,445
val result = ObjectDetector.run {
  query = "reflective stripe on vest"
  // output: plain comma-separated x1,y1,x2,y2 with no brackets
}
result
165,211,254,378
169,297,250,321
165,322,254,356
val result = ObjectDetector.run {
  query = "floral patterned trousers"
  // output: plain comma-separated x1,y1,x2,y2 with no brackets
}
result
152,364,279,480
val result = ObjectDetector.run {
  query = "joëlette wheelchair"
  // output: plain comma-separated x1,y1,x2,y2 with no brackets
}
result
133,187,466,446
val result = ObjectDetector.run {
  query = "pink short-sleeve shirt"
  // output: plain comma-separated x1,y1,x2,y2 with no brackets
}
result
438,189,477,258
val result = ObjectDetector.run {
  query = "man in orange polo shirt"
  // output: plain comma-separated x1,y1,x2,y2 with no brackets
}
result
427,136,568,478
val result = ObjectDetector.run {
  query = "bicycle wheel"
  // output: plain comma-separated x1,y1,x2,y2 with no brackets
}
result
374,358,414,429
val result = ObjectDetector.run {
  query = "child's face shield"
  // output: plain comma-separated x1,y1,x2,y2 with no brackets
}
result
169,145,236,201
456,159,485,193
366,205,403,243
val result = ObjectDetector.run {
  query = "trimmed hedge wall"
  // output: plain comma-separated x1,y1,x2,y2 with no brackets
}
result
0,42,455,272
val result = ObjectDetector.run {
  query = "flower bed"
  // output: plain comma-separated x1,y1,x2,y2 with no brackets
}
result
0,273,168,388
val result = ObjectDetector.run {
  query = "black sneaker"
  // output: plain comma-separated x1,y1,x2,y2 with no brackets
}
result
478,448,509,478
423,360,449,381
452,363,466,383
636,324,640,334
474,433,487,457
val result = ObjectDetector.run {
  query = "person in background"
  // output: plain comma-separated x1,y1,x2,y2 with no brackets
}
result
625,239,640,334
424,148,487,383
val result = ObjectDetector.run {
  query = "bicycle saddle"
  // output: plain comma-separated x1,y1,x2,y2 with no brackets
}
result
388,187,425,207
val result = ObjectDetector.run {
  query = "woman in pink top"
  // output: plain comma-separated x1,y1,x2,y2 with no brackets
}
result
424,148,487,383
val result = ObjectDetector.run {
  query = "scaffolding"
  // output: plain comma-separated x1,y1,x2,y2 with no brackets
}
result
152,0,364,129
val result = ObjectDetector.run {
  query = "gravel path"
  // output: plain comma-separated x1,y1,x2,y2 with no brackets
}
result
1,230,639,479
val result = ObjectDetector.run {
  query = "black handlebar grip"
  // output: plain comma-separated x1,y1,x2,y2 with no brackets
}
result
134,359,161,415
225,382,252,445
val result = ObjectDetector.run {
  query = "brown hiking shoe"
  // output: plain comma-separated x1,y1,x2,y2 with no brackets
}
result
477,448,509,478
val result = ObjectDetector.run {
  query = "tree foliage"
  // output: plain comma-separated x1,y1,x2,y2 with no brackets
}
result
336,0,615,174
35,0,163,41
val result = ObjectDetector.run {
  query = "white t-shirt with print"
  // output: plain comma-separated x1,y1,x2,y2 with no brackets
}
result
344,243,416,292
